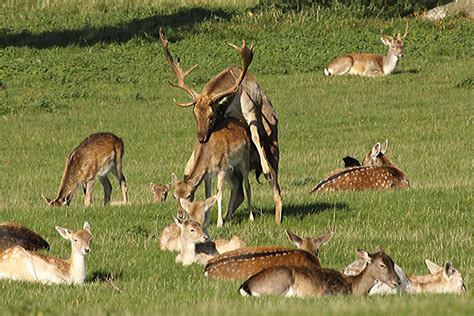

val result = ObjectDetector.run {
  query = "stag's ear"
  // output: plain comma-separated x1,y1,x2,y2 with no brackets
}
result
315,231,334,247
171,173,179,185
286,230,302,248
424,259,443,274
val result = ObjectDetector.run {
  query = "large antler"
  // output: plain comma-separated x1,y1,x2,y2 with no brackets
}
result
211,40,254,102
159,28,199,107
398,21,409,40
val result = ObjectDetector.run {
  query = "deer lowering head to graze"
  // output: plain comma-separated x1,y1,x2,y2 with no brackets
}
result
324,22,408,77
0,222,92,285
173,216,209,266
0,222,50,252
171,119,253,227
311,141,409,193
150,183,170,202
160,28,282,224
240,248,400,297
42,132,128,207
204,230,333,280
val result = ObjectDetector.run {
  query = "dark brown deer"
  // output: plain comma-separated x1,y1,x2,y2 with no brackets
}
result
311,141,409,192
42,132,128,206
0,222,50,251
159,29,282,224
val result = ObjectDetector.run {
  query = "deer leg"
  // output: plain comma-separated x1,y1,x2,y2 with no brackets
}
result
112,166,128,204
216,172,226,227
205,177,212,199
224,172,241,223
83,181,95,207
99,176,112,206
248,123,272,180
242,167,253,222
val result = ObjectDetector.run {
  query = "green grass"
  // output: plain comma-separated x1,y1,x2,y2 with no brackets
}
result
0,1,473,315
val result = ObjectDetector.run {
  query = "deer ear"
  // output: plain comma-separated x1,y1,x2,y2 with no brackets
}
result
63,191,72,205
55,226,73,240
443,262,456,278
370,142,381,160
286,230,302,248
171,173,179,185
173,216,183,227
204,195,218,210
381,140,388,155
381,37,391,45
179,198,191,211
424,259,442,274
150,182,155,190
356,250,372,263
315,231,334,247
375,245,385,254
42,194,53,205
83,222,91,232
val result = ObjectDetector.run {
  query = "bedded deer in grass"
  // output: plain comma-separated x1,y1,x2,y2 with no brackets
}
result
42,132,128,207
173,216,210,266
150,183,170,202
324,23,408,77
160,29,282,224
239,248,400,297
204,230,333,280
311,141,409,192
171,119,253,227
0,222,50,252
0,222,92,285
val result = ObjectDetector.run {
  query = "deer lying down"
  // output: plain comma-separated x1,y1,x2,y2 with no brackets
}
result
239,248,400,297
311,141,409,192
42,132,128,207
0,222,50,252
0,222,92,285
344,257,466,294
150,183,170,202
204,230,333,280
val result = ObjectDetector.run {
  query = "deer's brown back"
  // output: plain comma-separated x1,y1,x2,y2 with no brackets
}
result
0,222,50,251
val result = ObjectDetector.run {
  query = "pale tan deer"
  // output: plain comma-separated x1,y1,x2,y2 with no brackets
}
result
0,222,92,285
0,222,50,251
42,132,128,207
239,248,400,297
173,216,209,266
324,23,408,77
171,119,253,227
204,230,333,280
150,183,170,202
159,28,282,224
311,141,409,192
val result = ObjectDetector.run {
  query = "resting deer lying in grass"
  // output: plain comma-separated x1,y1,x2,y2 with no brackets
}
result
311,141,409,192
172,119,253,227
160,29,282,224
0,222,50,251
0,222,92,285
344,257,466,294
204,230,333,280
324,22,408,77
150,183,170,202
239,248,400,297
42,132,128,207
173,216,209,266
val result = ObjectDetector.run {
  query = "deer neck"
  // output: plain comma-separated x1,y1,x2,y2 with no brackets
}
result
68,248,87,284
347,265,377,296
185,145,208,189
382,49,399,75
179,239,197,265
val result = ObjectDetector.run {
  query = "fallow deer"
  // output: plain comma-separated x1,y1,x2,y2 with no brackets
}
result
0,222,92,285
239,248,400,297
42,132,128,207
311,141,409,192
159,28,282,224
171,119,253,227
0,222,50,251
204,230,333,280
324,22,408,77
150,183,170,202
173,216,209,266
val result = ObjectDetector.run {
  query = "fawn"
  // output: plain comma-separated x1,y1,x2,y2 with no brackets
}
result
150,183,170,202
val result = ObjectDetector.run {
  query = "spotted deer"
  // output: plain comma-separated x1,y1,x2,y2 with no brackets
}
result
160,29,282,224
239,248,400,297
204,230,333,280
324,23,408,77
0,222,92,285
171,119,253,227
0,222,50,251
150,183,170,202
42,132,128,207
311,141,409,192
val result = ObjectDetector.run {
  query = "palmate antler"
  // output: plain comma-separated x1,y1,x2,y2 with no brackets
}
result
159,28,199,107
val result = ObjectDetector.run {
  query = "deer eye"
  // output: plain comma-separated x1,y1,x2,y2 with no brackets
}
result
379,264,387,269
190,229,195,233
73,238,78,242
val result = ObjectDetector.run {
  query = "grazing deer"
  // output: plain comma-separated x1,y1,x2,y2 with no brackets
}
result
150,183,170,202
159,28,282,224
324,23,408,77
239,248,400,297
173,216,209,266
0,222,92,285
311,141,409,192
204,230,333,280
0,222,50,251
171,119,253,227
42,132,128,207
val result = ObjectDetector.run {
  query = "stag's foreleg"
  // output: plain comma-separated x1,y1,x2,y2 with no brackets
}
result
99,176,112,206
83,181,95,207
216,171,226,227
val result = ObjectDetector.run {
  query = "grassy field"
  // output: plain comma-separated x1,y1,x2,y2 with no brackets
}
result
0,1,473,315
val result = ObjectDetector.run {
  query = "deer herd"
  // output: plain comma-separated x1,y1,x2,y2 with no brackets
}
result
0,24,466,300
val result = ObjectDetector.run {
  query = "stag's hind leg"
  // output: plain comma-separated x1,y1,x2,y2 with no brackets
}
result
112,152,128,205
99,176,112,206
324,56,353,76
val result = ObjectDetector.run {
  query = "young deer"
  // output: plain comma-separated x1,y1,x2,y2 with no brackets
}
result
0,222,92,285
204,230,333,280
42,132,128,207
0,222,50,251
160,29,282,224
150,183,170,202
239,248,400,297
173,216,209,266
172,119,253,227
311,141,409,192
324,23,408,77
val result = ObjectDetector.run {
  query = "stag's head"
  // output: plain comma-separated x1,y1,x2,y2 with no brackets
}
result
380,22,408,58
159,28,254,143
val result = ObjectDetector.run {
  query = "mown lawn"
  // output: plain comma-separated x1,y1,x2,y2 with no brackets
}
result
0,1,472,315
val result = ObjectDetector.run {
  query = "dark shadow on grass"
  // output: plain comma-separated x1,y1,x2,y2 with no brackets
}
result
0,7,232,49
393,68,420,75
89,270,123,283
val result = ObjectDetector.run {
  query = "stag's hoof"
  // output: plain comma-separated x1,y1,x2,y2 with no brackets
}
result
217,219,224,227
249,212,255,222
